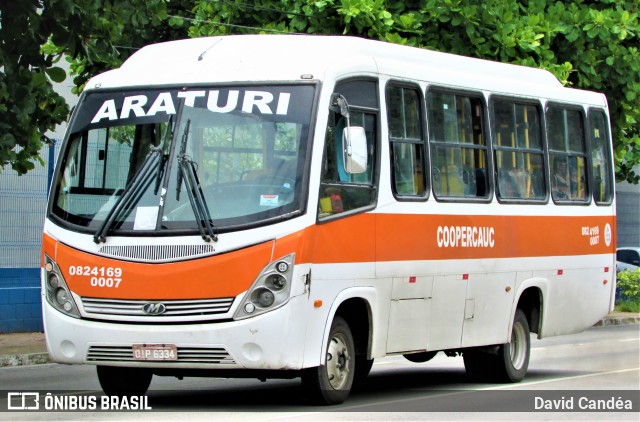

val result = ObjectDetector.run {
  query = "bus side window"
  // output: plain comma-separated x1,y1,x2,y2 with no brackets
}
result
319,112,377,216
386,83,427,198
491,99,546,201
588,109,613,204
427,90,489,200
547,106,589,203
319,80,378,218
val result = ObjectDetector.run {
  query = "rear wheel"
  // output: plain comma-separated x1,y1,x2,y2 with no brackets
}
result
97,366,152,396
464,308,530,383
302,316,355,405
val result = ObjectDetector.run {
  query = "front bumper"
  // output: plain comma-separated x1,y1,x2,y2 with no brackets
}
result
43,294,309,371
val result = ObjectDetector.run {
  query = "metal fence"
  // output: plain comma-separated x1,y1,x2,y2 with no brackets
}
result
0,144,57,268
0,142,59,332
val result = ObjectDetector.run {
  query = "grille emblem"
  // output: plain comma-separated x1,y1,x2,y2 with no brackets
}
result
142,302,167,315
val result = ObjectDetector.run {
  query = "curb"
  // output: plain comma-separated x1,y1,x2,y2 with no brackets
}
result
0,352,50,368
593,316,640,327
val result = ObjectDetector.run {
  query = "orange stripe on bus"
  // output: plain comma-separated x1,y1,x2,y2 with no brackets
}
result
293,213,615,264
42,234,273,300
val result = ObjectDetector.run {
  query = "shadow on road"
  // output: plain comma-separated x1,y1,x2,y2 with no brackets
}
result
144,365,590,411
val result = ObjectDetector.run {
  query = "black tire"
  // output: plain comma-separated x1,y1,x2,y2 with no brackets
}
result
463,308,530,383
496,308,531,382
463,349,492,381
403,351,438,363
97,366,152,396
302,316,355,405
353,356,374,385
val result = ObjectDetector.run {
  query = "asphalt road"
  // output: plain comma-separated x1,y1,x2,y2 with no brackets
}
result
1,323,638,420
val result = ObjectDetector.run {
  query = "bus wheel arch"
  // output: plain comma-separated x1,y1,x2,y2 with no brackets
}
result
516,286,543,335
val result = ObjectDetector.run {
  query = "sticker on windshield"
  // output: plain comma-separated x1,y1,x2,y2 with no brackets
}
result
133,206,159,230
260,195,279,206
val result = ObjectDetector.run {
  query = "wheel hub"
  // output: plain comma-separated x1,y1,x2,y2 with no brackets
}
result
326,333,351,390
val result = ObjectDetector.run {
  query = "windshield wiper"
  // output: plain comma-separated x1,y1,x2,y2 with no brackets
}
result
154,117,174,195
176,119,218,242
93,146,162,244
93,118,174,244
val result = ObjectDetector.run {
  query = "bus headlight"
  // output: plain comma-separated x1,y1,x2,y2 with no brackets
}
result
234,254,294,320
253,288,275,307
44,255,80,318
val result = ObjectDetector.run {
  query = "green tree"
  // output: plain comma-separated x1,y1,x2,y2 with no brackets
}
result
0,0,189,174
0,1,69,174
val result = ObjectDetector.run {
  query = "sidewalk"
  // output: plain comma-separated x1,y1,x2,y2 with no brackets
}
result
1,312,638,368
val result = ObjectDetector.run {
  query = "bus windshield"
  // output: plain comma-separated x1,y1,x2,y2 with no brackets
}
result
50,85,315,237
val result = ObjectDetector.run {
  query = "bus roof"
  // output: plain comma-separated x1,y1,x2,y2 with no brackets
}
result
87,35,606,107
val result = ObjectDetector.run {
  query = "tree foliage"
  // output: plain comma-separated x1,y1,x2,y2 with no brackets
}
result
1,0,639,183
0,0,189,174
617,268,640,301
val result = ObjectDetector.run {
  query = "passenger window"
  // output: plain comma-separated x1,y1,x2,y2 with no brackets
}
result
492,100,546,201
319,80,378,218
427,90,489,199
588,110,613,204
387,84,426,198
547,106,589,203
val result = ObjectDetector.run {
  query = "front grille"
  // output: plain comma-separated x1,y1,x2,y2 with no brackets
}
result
81,297,234,321
97,244,216,262
87,345,236,364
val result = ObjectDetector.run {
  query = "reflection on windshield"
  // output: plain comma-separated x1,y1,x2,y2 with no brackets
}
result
50,85,314,235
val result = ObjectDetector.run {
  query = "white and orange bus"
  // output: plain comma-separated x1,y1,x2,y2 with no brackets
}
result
42,35,616,404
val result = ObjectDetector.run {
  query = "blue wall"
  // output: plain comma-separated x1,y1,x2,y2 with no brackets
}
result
0,142,57,333
0,268,43,333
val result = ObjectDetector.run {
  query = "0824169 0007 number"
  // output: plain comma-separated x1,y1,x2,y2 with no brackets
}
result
68,265,123,288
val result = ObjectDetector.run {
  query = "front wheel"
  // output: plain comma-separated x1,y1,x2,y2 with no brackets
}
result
97,366,152,396
302,316,355,405
463,308,530,383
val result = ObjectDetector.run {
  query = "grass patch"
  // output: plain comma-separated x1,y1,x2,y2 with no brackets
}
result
615,299,640,313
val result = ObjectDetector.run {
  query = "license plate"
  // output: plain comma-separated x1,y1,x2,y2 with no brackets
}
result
132,344,177,361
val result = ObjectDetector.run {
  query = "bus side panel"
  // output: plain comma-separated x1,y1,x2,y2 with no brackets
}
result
537,261,614,338
461,272,516,348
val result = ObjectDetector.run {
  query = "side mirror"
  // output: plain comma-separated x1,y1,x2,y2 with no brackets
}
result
343,126,367,174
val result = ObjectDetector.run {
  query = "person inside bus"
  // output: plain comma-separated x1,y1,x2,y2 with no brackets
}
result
552,158,570,199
